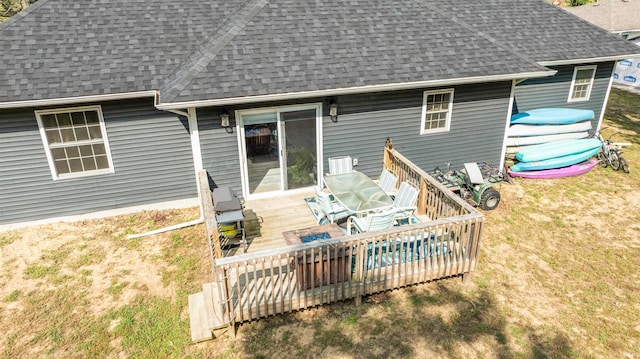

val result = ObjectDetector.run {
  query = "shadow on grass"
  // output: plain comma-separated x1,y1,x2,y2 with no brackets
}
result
235,281,574,358
605,88,640,141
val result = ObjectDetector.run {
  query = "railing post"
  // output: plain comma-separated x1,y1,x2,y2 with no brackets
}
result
217,266,236,339
383,138,393,170
417,178,428,215
354,240,365,306
198,170,222,260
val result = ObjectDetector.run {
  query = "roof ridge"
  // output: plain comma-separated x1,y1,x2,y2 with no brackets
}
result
0,0,53,32
416,0,550,72
160,0,270,103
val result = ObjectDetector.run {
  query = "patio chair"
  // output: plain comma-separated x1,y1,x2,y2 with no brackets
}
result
375,169,398,195
314,186,350,224
392,181,419,224
328,156,353,175
346,208,397,235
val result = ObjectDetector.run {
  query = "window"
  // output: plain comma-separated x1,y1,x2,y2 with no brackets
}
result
421,89,454,134
35,106,114,179
568,65,596,102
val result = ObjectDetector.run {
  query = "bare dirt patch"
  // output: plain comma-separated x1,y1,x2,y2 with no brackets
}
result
0,207,208,357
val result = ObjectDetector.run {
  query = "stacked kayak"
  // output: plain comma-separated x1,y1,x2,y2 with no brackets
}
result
506,108,600,179
506,108,594,149
509,158,599,179
508,138,601,178
510,108,594,125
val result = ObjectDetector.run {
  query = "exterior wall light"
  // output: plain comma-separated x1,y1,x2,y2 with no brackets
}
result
329,102,338,123
220,111,230,127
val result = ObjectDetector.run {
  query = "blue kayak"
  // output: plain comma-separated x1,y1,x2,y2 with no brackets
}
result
511,108,594,125
510,146,601,172
515,138,602,162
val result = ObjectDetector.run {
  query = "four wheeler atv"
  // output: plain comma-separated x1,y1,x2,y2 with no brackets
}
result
429,162,504,210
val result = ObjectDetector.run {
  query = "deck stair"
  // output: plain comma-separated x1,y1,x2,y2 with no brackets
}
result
188,282,227,342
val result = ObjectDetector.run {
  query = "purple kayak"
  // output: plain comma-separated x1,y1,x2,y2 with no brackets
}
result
508,158,598,179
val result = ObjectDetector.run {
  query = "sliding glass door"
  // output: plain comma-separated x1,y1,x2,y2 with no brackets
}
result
242,112,280,193
239,104,321,197
282,109,317,190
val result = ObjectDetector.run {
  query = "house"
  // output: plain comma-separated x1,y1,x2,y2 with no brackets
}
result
1,0,639,228
563,0,640,40
563,0,640,89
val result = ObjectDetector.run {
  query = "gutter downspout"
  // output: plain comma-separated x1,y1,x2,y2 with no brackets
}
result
596,61,618,132
127,107,206,239
499,79,518,174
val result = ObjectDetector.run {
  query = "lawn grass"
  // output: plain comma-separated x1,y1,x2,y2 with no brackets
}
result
0,208,209,359
0,88,639,358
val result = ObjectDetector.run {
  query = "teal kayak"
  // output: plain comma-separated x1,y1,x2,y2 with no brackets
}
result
511,108,594,125
515,138,602,162
510,147,601,172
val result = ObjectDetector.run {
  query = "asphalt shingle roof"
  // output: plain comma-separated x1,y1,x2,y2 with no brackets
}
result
0,0,247,104
162,0,549,104
436,0,640,64
0,0,638,106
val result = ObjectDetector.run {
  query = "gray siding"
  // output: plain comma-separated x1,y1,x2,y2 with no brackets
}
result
198,82,513,193
514,62,614,129
323,83,513,178
0,98,196,225
198,107,243,192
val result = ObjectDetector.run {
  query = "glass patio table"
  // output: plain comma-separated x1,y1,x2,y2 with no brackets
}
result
323,171,394,215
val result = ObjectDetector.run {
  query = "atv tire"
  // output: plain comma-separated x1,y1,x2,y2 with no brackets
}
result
479,188,500,210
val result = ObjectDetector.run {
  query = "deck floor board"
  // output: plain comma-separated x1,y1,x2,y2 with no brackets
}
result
242,190,319,253
231,188,430,254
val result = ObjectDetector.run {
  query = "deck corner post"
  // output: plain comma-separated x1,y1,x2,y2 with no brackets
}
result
354,240,365,306
222,266,236,330
417,178,428,215
383,139,393,170
227,322,237,340
462,272,471,284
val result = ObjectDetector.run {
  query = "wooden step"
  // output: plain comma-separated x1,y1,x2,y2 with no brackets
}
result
188,292,213,342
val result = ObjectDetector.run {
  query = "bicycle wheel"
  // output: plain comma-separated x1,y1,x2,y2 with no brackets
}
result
598,151,608,168
618,157,629,173
609,150,621,171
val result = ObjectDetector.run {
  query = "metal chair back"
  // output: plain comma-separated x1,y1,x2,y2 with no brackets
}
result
377,169,398,194
393,182,419,209
328,156,353,175
366,208,397,232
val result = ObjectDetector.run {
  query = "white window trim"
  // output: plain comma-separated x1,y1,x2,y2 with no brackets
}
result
35,105,115,180
420,88,454,135
567,65,596,103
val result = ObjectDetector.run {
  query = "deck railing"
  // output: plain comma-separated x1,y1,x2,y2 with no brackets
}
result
211,216,482,331
198,144,485,337
383,144,476,219
198,170,222,261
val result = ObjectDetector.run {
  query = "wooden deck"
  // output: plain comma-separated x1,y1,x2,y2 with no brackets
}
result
192,214,482,341
222,189,318,256
218,233,471,324
235,189,430,256
191,146,484,341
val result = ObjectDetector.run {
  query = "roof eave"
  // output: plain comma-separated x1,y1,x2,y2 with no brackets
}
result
0,91,159,110
156,70,556,110
539,54,640,66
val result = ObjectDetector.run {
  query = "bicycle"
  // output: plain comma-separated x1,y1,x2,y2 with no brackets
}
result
594,127,630,173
